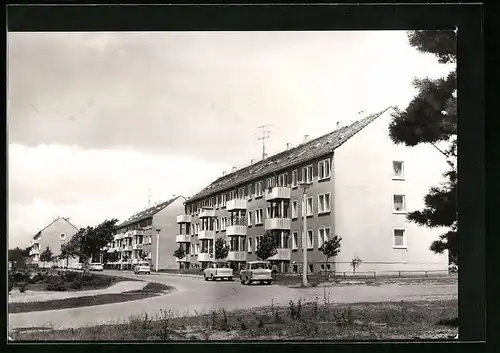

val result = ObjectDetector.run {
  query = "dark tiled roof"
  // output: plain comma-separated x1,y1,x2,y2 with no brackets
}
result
118,195,183,228
188,108,391,203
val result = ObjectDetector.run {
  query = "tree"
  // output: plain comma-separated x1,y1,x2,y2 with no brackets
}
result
173,246,186,270
8,247,31,269
215,238,229,261
350,256,362,274
320,235,342,264
255,230,279,261
388,29,457,264
39,246,54,268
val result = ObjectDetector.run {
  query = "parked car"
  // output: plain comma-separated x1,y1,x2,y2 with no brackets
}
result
134,262,151,275
89,263,104,272
240,261,273,285
73,263,83,271
204,262,234,281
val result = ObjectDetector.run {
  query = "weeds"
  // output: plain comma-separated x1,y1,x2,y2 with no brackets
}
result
288,298,303,321
220,309,230,331
156,309,173,340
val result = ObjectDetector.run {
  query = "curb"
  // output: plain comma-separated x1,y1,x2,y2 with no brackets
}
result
151,272,203,279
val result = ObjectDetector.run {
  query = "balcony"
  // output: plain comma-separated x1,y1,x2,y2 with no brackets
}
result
197,253,213,262
176,234,191,243
176,255,192,262
199,208,216,218
131,229,144,236
123,232,133,239
265,186,291,201
265,218,292,230
198,230,215,240
227,251,247,262
133,244,143,250
268,248,291,261
226,225,247,236
122,245,133,251
114,233,124,241
227,198,248,211
177,214,192,224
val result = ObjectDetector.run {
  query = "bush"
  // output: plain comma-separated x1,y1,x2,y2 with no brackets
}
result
46,276,67,292
62,271,80,283
18,282,28,293
12,271,29,283
30,272,44,284
70,280,82,290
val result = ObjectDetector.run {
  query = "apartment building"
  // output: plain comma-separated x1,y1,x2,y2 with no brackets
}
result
28,217,79,268
176,107,450,274
106,195,186,270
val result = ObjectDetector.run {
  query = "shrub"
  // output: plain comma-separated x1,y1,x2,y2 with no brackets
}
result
12,271,29,283
30,272,44,284
18,282,28,293
62,271,80,283
70,280,82,290
46,276,67,292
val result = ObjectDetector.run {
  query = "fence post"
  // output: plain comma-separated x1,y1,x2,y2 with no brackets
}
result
398,271,401,277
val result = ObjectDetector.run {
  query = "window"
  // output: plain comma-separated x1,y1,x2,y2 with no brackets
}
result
266,206,271,219
196,223,200,234
278,173,289,187
292,200,299,219
306,197,313,216
229,190,236,200
302,165,313,184
292,170,298,188
266,176,276,189
255,181,263,198
221,217,227,231
60,233,66,240
318,158,331,180
393,194,406,213
247,211,253,226
238,187,245,199
209,197,215,207
247,184,253,200
255,236,262,251
318,228,331,249
307,229,313,249
393,161,404,179
215,218,220,232
393,228,407,248
191,224,195,235
221,194,227,207
248,238,253,253
292,232,298,250
255,209,264,225
318,193,331,214
216,195,220,209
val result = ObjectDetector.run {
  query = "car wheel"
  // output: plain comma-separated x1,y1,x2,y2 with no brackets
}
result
240,276,244,284
229,277,234,281
211,274,214,281
267,281,273,285
204,275,209,281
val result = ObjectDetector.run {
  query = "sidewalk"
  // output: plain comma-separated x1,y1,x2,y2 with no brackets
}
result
9,281,147,303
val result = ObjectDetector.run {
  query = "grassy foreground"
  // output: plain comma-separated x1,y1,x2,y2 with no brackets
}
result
11,298,458,341
9,282,173,314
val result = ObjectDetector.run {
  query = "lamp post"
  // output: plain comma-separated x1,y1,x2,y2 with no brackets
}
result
155,228,161,272
299,182,312,287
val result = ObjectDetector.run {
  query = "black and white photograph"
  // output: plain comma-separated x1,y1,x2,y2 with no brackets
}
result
7,6,469,342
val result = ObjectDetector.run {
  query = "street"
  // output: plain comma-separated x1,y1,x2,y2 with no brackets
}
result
9,270,458,330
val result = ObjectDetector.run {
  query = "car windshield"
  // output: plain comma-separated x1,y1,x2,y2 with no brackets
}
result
215,263,228,268
138,263,149,266
252,263,270,269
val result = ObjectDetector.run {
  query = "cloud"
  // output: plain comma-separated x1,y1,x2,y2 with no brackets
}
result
8,143,230,248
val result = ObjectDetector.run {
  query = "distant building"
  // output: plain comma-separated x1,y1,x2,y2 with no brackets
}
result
106,196,186,270
28,217,79,268
175,107,450,274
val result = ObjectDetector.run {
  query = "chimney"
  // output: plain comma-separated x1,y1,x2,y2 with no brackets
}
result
286,143,290,150
304,135,310,143
250,159,254,165
232,166,237,173
336,121,341,130
222,171,226,176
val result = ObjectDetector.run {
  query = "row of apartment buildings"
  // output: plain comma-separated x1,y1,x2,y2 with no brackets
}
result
26,108,450,274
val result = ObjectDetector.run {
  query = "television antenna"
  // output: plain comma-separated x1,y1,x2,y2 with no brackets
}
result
257,125,271,160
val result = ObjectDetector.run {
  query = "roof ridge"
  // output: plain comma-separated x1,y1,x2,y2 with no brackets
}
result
187,107,391,203
117,195,183,228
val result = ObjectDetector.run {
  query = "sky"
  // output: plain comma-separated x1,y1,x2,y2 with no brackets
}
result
7,30,455,248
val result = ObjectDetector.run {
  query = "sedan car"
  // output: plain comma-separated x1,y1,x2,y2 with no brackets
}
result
204,262,234,281
240,261,273,285
89,263,104,271
134,262,151,275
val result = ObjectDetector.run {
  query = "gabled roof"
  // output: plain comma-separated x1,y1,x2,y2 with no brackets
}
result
117,195,184,228
33,217,79,240
188,108,391,203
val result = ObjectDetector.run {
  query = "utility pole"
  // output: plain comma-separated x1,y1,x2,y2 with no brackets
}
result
257,125,271,160
300,182,312,287
155,228,161,271
148,188,152,207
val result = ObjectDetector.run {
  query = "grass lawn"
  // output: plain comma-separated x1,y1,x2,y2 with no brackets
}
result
9,282,173,314
11,299,458,341
24,274,140,292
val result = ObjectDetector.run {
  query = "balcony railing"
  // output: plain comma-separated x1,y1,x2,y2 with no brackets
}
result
176,234,191,243
199,208,216,218
198,230,215,240
176,254,192,262
122,245,133,251
177,214,192,224
265,186,291,201
227,251,247,262
268,248,291,261
265,217,292,230
131,230,144,236
133,244,143,250
227,198,248,211
197,253,213,262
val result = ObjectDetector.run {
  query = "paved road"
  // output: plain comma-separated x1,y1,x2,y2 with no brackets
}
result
8,270,457,330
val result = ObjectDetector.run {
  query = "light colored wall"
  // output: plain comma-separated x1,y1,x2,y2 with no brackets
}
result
152,197,186,270
35,218,79,267
333,108,450,273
